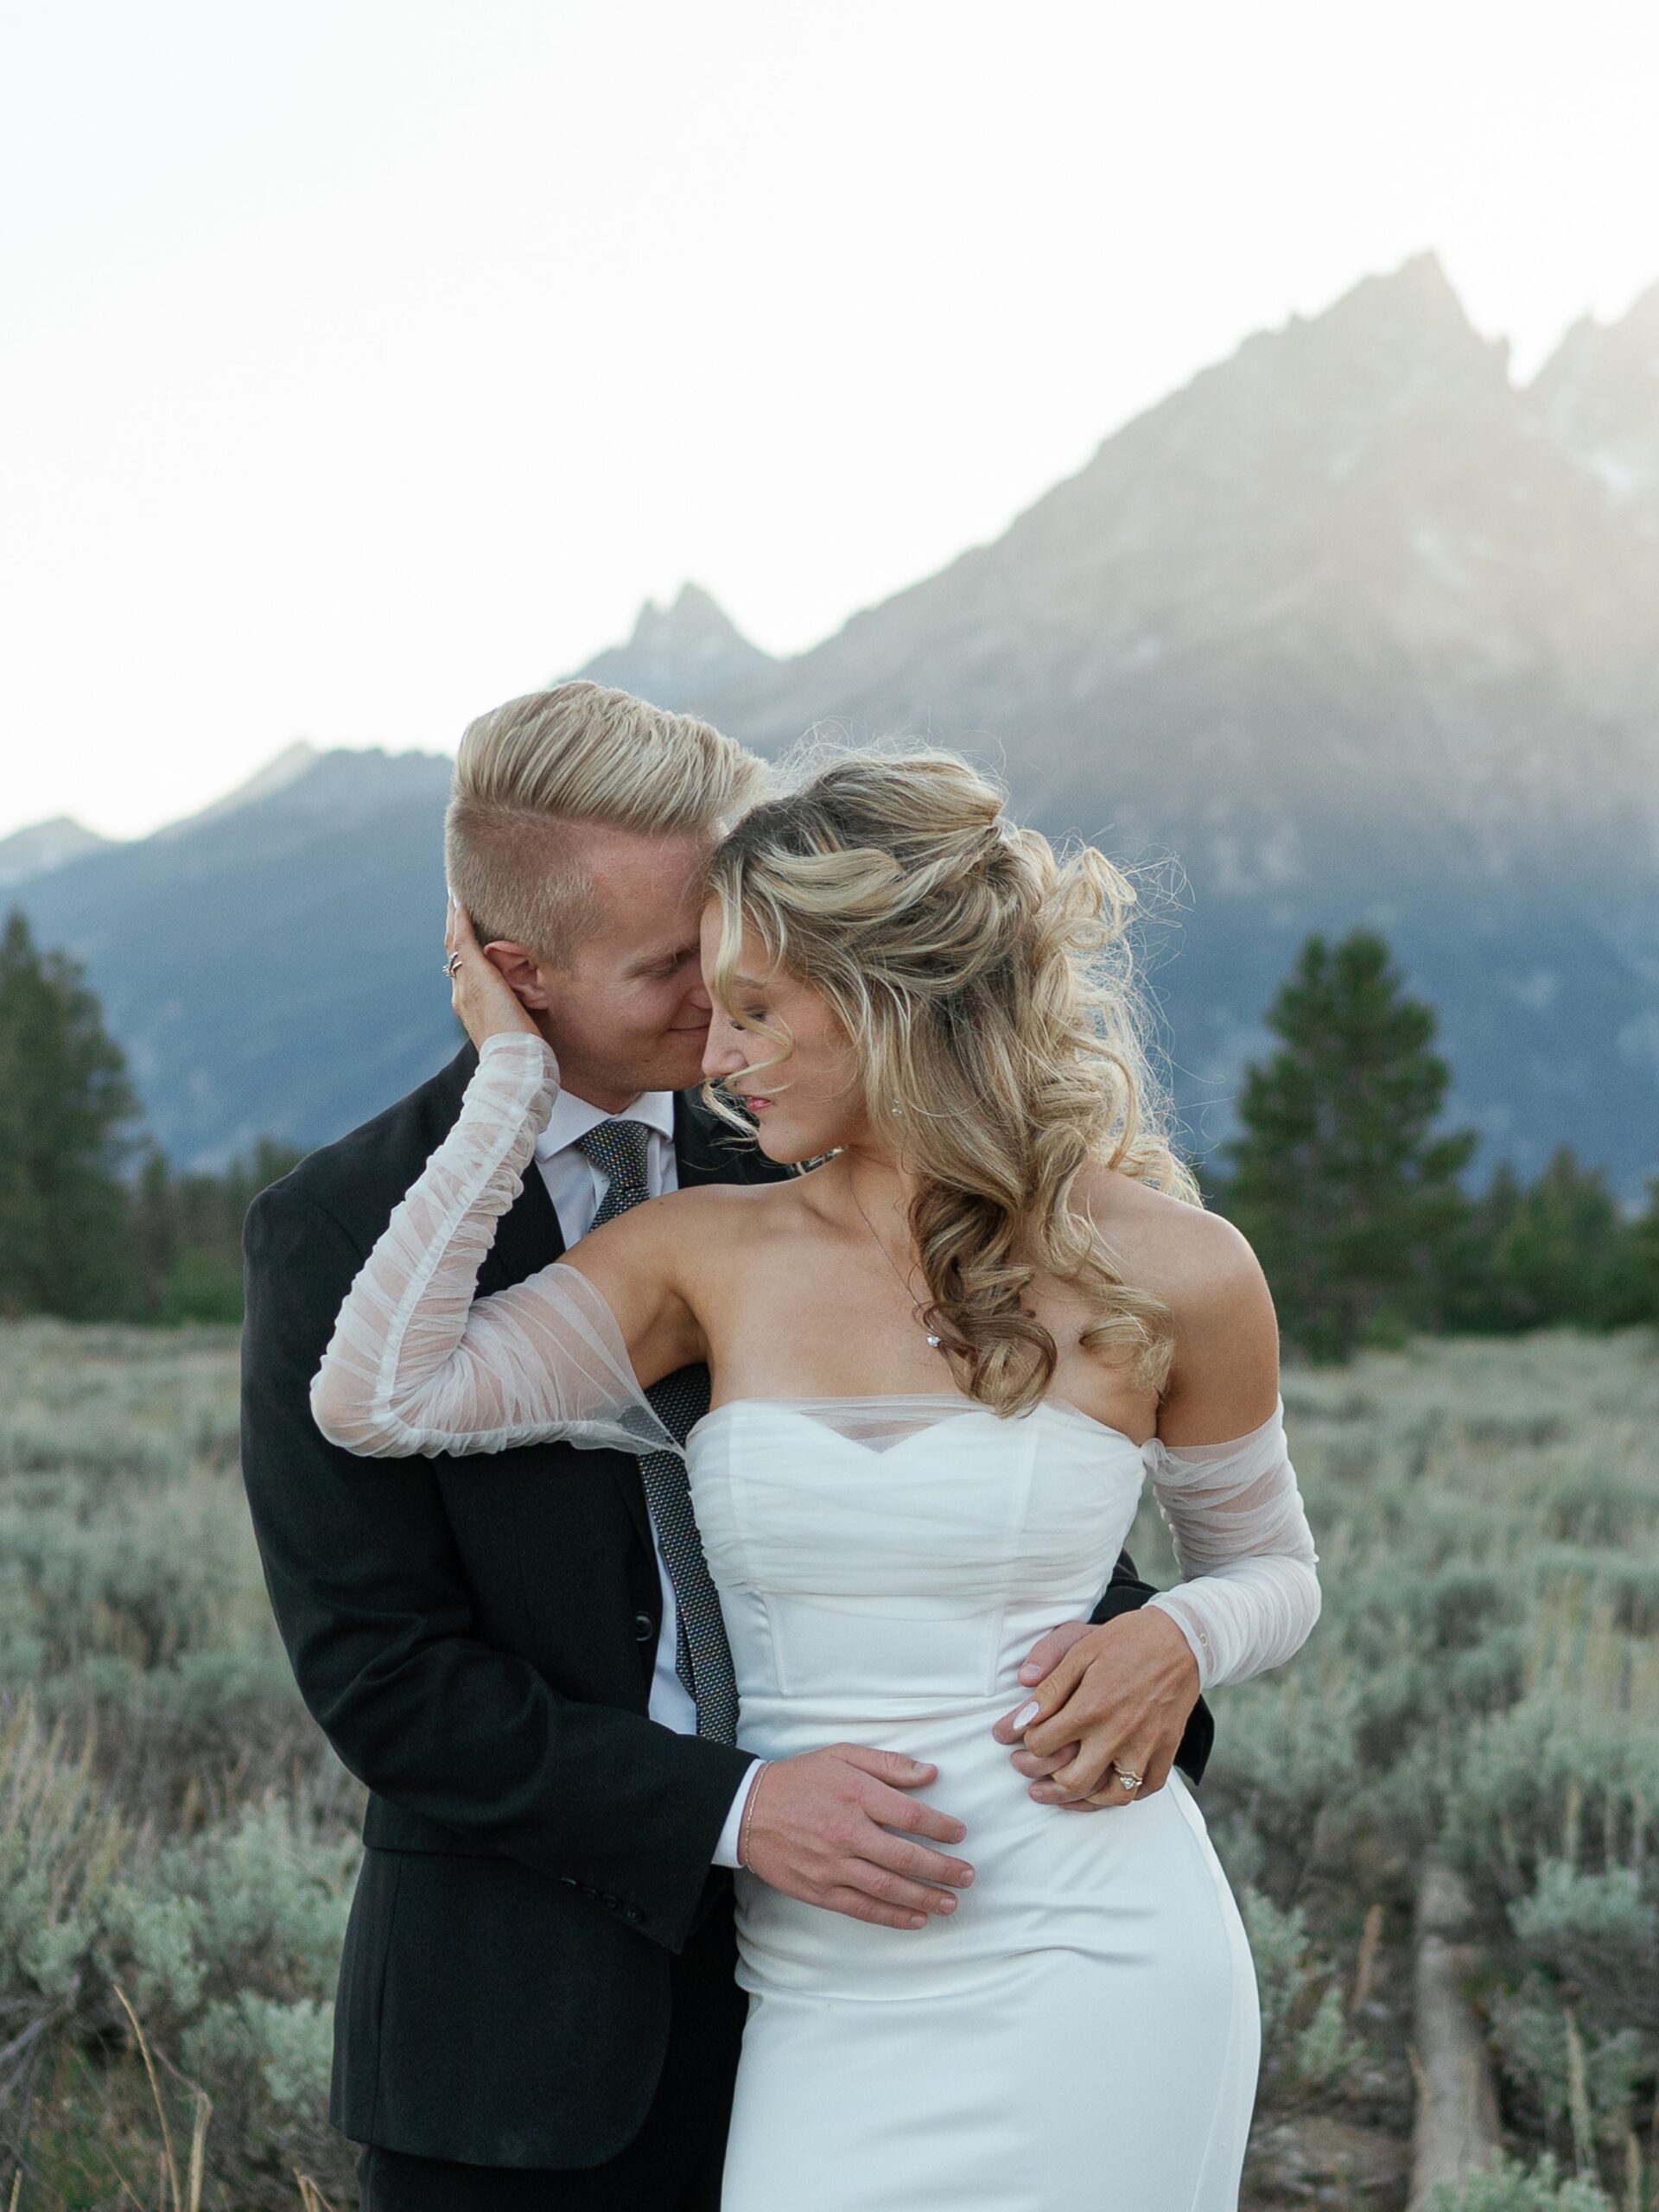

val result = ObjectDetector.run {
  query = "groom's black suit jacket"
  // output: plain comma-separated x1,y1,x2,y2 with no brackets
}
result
240,1043,1216,2171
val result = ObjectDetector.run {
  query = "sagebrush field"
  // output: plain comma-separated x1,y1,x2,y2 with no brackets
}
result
2,1320,1656,2209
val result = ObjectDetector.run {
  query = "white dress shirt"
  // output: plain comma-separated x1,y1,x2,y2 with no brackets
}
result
532,1084,762,1871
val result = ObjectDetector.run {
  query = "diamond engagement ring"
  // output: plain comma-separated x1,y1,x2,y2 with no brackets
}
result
1114,1767,1144,1792
443,953,463,978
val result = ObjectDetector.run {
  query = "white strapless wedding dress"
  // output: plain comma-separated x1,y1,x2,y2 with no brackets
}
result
310,1033,1322,2212
690,1395,1262,2212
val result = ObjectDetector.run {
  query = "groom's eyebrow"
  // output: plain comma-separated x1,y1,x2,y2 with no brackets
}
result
622,937,700,977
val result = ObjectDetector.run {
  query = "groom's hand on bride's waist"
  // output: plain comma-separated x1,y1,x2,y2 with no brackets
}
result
736,1746,976,1930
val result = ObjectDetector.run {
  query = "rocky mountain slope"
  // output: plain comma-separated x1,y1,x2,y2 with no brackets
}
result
16,748,456,1167
10,257,1656,1190
573,255,1659,1198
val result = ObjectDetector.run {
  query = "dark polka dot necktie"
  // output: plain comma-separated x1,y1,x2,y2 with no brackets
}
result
574,1117,740,1746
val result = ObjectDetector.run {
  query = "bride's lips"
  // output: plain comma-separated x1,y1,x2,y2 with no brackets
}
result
744,1095,776,1113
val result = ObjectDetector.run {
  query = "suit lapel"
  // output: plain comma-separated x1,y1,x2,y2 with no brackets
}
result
435,1040,566,1297
477,1151,564,1297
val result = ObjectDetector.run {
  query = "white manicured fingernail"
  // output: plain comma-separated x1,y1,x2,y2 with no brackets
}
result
1013,1701,1040,1732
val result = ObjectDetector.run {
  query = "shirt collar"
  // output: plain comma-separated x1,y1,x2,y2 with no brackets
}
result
535,1084,677,1162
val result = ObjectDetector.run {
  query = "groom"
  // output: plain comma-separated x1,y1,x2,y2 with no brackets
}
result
240,681,1214,2210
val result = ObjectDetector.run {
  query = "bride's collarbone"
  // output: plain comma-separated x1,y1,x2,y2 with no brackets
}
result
702,1316,1157,1442
682,1190,1160,1435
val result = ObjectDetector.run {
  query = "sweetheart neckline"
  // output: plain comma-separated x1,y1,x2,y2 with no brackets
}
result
689,1394,1154,1455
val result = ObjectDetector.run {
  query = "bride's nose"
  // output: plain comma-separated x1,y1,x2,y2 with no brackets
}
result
702,1009,745,1081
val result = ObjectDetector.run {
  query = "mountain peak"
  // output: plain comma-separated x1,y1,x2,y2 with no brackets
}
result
1291,251,1491,370
570,582,774,712
626,581,757,655
151,741,322,842
1363,248,1458,304
1529,278,1659,524
0,815,118,889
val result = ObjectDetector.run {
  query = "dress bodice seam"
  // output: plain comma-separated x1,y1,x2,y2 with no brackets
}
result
691,1393,1153,1455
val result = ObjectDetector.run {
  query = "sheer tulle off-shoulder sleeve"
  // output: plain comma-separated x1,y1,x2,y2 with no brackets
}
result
308,1031,678,1462
1140,1395,1320,1691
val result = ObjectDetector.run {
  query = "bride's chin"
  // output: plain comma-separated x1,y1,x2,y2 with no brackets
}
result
753,1116,832,1166
753,1121,803,1162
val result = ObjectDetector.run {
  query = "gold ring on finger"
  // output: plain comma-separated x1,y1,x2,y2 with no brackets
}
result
1114,1766,1143,1792
443,952,463,978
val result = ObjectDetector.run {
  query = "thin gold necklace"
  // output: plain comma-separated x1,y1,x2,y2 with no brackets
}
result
846,1162,944,1351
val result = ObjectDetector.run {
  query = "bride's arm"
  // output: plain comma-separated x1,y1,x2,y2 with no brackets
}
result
308,1028,703,1460
1140,1397,1320,1691
1136,1225,1319,1691
1014,1219,1319,1802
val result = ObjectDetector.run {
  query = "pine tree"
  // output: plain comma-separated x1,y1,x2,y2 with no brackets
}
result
132,1134,302,1324
1428,1159,1524,1332
1633,1173,1659,1325
0,907,141,1318
1487,1145,1649,1330
1216,927,1478,1362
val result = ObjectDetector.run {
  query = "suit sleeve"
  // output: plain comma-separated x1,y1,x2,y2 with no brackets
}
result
240,1183,753,1955
1085,1545,1216,1787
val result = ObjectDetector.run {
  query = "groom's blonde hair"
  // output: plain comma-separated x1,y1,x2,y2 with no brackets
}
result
446,681,767,962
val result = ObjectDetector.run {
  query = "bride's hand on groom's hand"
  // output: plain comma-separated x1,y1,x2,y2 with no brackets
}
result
992,1613,1199,1810
992,1620,1097,1808
444,895,543,1048
738,1746,976,1931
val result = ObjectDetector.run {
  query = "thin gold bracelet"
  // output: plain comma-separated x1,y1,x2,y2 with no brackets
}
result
737,1763,769,1870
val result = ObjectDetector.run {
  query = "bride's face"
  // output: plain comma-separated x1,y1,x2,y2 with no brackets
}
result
698,906,874,1162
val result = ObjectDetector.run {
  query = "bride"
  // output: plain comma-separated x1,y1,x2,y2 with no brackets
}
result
311,747,1321,2210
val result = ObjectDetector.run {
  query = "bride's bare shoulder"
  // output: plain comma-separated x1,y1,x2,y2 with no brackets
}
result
565,1175,812,1310
1074,1164,1281,1427
632,1172,817,1243
1072,1160,1268,1316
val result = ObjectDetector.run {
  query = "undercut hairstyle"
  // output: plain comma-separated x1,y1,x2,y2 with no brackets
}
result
444,681,769,963
702,745,1201,1419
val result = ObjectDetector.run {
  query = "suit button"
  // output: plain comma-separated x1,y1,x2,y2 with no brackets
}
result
634,1612,655,1642
624,1905,643,1924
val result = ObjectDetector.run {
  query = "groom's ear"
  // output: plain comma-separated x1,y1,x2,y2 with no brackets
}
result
482,939,555,1012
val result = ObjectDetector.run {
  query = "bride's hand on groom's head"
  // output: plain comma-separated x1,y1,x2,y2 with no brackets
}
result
444,894,544,1049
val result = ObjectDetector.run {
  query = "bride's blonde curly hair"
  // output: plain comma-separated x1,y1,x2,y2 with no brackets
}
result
702,746,1203,1419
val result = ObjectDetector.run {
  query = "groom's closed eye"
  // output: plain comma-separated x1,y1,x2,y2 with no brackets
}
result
627,943,701,982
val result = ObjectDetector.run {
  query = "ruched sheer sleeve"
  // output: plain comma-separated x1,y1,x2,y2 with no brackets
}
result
308,1030,677,1462
1140,1395,1320,1691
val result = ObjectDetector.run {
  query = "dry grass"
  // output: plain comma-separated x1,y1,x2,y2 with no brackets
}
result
3,1317,1656,2209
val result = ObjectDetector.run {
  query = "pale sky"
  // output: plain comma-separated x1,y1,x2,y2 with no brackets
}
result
4,0,1659,844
